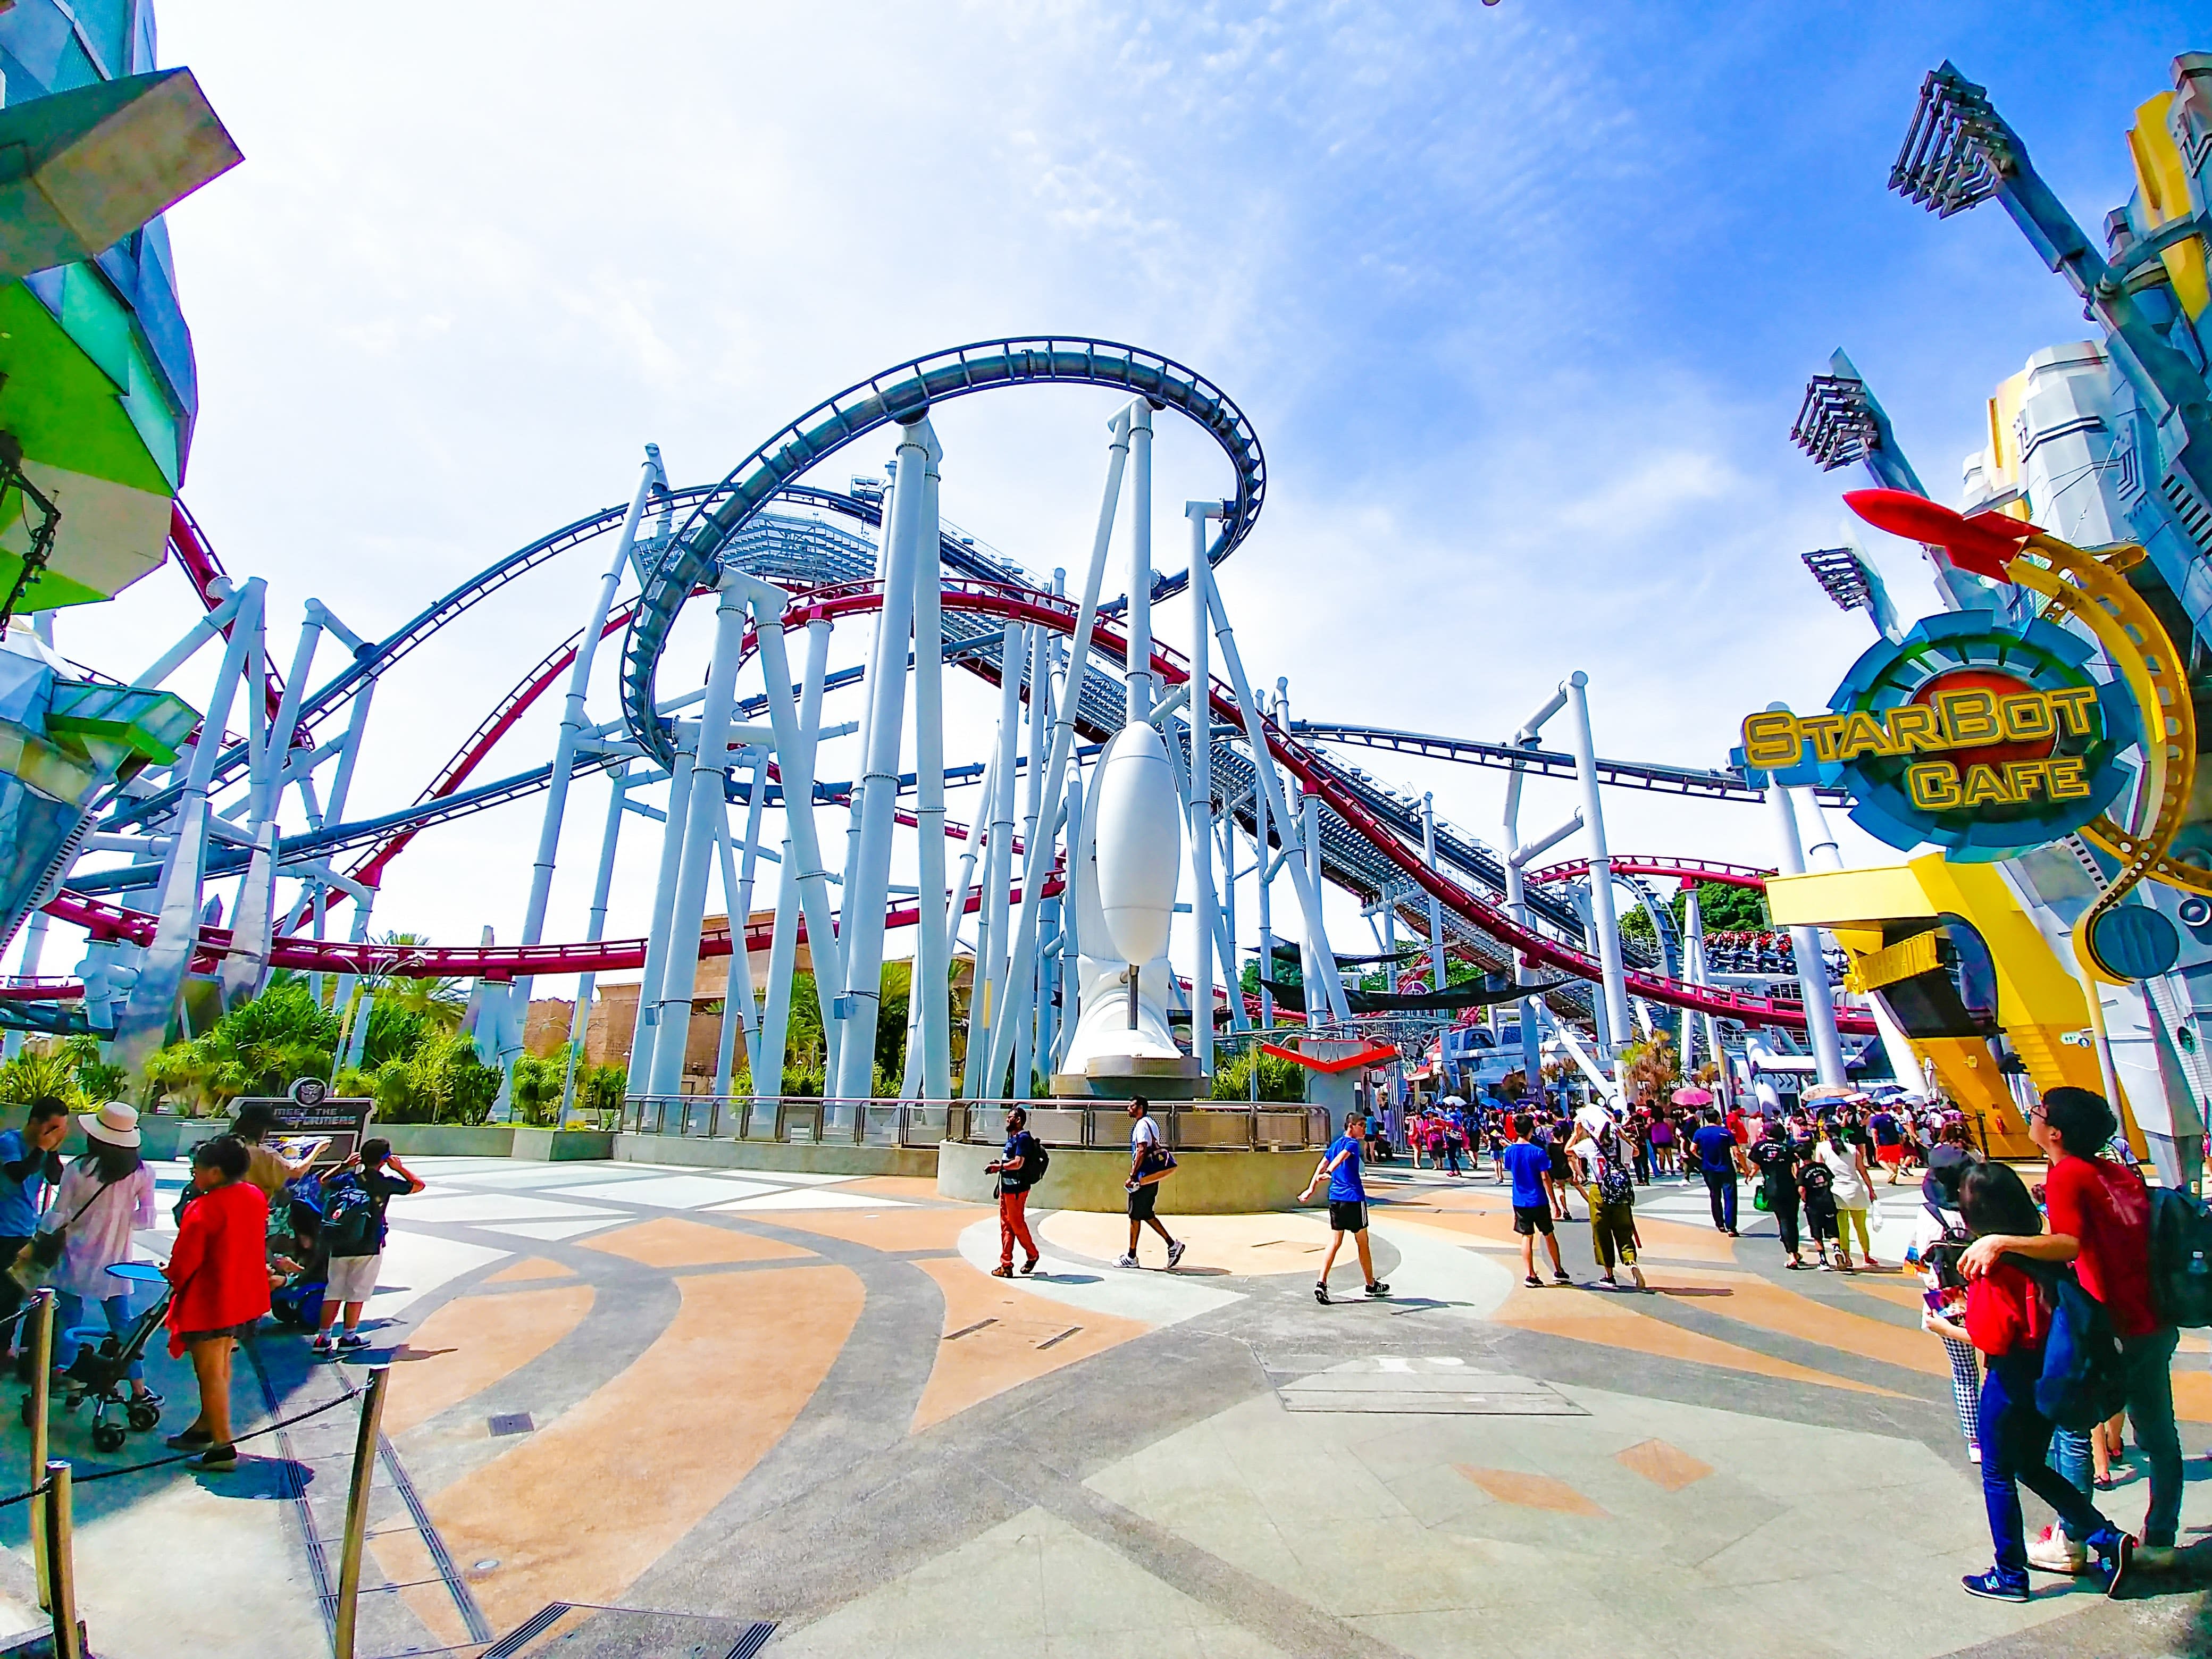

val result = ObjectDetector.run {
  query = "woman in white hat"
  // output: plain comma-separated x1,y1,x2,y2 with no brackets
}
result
35,1103,158,1404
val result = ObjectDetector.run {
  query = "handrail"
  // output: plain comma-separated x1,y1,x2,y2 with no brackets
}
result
621,1095,1335,1151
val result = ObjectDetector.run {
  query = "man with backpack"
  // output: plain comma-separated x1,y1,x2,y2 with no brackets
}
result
1118,1099,1185,1270
1960,1087,2181,1573
312,1139,423,1356
985,1107,1045,1278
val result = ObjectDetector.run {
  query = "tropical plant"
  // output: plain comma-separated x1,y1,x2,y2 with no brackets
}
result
369,1033,501,1125
141,982,342,1113
1620,1029,1681,1102
510,1054,564,1125
356,934,468,1032
0,1050,81,1109
1209,1045,1306,1102
577,1061,626,1118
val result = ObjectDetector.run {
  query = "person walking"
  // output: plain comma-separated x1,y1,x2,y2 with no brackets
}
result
1960,1086,2182,1573
1819,1121,1879,1270
1117,1099,1185,1270
1929,1160,2135,1601
163,1136,271,1471
311,1138,423,1356
1689,1109,1746,1236
1300,1108,1390,1304
1748,1120,1805,1270
1504,1113,1571,1288
985,1107,1043,1278
36,1103,157,1408
1868,1102,1908,1184
1569,1108,1644,1290
0,1096,68,1367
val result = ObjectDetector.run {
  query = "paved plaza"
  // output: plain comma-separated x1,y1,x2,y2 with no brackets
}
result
2,1157,2209,1657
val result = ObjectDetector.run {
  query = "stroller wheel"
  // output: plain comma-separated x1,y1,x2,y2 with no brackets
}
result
127,1401,160,1432
90,1423,125,1454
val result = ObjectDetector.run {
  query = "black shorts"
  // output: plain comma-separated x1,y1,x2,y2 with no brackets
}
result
1512,1204,1554,1236
1328,1200,1368,1234
1127,1182,1159,1222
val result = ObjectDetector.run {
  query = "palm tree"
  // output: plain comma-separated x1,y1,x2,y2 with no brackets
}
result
357,932,469,1033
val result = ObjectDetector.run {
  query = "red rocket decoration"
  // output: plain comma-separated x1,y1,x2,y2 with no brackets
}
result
1844,488,2042,583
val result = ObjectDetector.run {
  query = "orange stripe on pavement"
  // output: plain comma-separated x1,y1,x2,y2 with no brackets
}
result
1656,1267,1951,1378
583,1214,815,1267
1491,1285,1905,1397
908,1257,1150,1433
484,1256,577,1284
422,1263,865,1630
384,1283,595,1436
764,1206,983,1253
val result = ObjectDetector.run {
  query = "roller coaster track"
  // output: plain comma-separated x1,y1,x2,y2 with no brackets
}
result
1524,857,1773,890
1290,720,1852,806
44,574,1870,1033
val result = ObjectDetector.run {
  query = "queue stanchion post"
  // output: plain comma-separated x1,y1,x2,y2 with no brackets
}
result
27,1287,52,1609
332,1364,390,1659
44,1460,79,1659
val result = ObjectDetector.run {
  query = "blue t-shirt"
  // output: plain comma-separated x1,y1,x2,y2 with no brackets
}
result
0,1129,56,1238
1503,1141,1551,1208
1691,1124,1738,1176
1325,1135,1367,1202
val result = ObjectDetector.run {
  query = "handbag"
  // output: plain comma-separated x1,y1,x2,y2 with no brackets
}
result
28,1174,120,1271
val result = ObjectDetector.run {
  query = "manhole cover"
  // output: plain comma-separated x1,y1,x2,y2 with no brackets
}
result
488,1412,535,1437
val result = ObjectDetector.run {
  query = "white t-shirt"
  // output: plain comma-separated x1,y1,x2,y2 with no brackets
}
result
1131,1116,1160,1157
1819,1140,1871,1208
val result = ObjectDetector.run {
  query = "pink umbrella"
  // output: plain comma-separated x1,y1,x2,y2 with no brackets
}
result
1672,1087,1714,1107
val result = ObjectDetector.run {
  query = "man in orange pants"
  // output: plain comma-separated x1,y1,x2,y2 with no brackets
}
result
986,1107,1043,1278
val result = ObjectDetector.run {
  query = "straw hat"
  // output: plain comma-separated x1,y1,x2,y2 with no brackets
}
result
80,1102,140,1148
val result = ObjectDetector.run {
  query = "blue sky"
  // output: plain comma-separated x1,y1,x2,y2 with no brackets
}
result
56,2,2210,973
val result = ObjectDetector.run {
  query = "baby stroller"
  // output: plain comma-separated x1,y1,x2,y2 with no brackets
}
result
24,1262,169,1454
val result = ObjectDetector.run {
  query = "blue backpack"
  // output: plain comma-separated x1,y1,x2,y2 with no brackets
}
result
2148,1184,2212,1328
2020,1259,2130,1430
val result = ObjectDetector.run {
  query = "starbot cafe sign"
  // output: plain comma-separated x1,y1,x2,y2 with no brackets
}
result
1735,611,2135,859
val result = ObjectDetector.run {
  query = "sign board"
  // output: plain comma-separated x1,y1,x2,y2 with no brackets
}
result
1735,609,2135,860
233,1077,374,1168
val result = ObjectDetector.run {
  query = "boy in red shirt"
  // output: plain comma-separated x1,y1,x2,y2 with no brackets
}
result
1960,1087,2180,1570
1932,1161,2133,1601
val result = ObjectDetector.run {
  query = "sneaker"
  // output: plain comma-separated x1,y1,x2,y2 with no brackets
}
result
990,1265,1014,1278
1167,1240,1187,1270
1523,1275,1541,1287
196,1445,238,1472
1599,1273,1618,1287
1314,1281,1331,1305
1116,1253,1139,1269
1365,1281,1390,1298
1959,1569,2029,1603
337,1331,368,1351
1817,1261,1834,1273
1967,1443,1982,1464
1021,1256,1040,1276
2026,1525,2085,1574
2092,1529,2137,1597
2133,1545,2177,1572
164,1427,213,1452
310,1334,334,1356
1553,1271,1572,1285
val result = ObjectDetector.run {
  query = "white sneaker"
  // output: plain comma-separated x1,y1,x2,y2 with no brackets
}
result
2026,1524,2086,1574
1116,1253,1139,1268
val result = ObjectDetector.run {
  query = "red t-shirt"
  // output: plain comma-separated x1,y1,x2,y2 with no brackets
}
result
1964,1260,2049,1358
2043,1153,2160,1339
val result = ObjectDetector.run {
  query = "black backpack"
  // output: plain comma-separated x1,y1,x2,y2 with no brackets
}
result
2149,1184,2212,1328
323,1178,378,1255
1008,1133,1048,1189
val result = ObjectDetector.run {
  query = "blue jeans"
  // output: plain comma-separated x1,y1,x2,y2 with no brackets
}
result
1983,1352,2116,1583
2054,1325,2183,1548
1703,1171,1737,1231
55,1292,142,1384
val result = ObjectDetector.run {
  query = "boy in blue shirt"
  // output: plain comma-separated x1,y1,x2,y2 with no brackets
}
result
0,1096,67,1365
1503,1112,1571,1287
1300,1109,1390,1304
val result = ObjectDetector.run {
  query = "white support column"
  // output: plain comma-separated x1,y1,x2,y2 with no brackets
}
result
1766,782,1848,1087
970,627,1027,1092
1255,780,1276,1030
710,784,749,1100
1501,763,1544,1091
627,724,699,1092
558,764,631,1125
911,443,950,1101
1184,501,1222,1070
978,405,1135,1096
1010,625,1049,1093
1127,404,1155,720
731,748,771,1080
1563,672,1631,1068
1420,793,1448,997
831,419,937,1104
1790,785,1908,1089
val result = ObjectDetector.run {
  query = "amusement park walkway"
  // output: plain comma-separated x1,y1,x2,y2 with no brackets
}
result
3,1155,2211,1657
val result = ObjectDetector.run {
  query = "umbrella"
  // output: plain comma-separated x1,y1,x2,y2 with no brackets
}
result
1803,1083,1859,1101
1671,1086,1713,1107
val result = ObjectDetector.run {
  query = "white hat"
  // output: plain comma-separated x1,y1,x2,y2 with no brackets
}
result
80,1102,140,1149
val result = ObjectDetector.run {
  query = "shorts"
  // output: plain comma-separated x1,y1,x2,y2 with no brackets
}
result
1876,1144,1905,1166
324,1252,383,1304
1328,1201,1369,1234
1512,1204,1555,1237
1126,1183,1159,1222
177,1325,249,1347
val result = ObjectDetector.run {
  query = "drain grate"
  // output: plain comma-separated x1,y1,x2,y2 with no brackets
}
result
488,1412,536,1437
481,1603,778,1658
1274,1358,1586,1416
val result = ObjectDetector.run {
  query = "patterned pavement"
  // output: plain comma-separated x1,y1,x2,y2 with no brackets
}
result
9,1155,2212,1657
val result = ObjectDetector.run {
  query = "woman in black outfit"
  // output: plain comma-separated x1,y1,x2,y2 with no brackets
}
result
1748,1120,1805,1269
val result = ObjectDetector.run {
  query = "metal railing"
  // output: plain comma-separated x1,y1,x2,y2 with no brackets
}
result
622,1095,1334,1152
